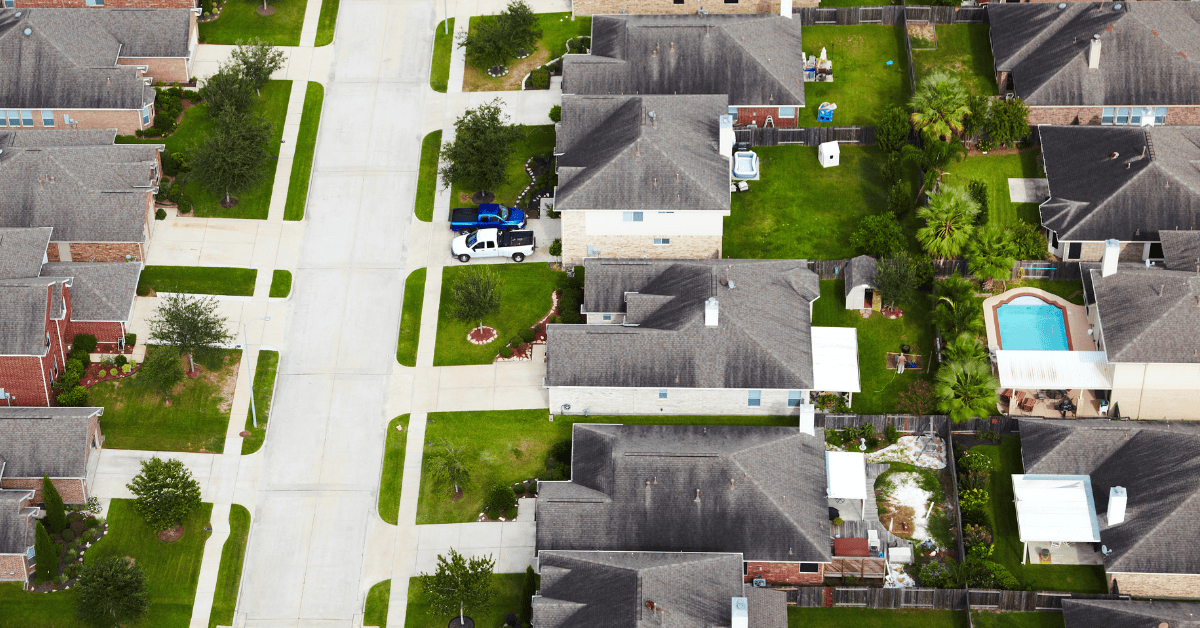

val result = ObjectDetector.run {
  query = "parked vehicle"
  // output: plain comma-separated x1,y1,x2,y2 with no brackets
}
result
451,228,536,263
449,204,526,233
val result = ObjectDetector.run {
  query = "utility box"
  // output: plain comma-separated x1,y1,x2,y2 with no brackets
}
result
818,141,840,168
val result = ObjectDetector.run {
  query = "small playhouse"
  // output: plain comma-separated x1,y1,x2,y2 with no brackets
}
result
819,140,840,168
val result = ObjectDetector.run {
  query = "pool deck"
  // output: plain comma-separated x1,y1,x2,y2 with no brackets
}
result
983,288,1096,353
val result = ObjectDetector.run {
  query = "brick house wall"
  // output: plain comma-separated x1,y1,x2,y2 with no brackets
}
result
745,561,825,585
0,357,50,407
736,107,799,128
1027,105,1200,126
71,321,127,347
117,57,191,84
1108,572,1200,598
45,243,60,263
549,385,815,415
0,478,88,504
42,108,147,135
66,242,145,263
12,0,194,7
561,211,724,266
573,0,782,16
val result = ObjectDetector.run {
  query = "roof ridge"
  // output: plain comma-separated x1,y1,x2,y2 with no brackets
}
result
1057,163,1154,239
712,21,801,105
1108,278,1195,361
730,435,818,555
639,142,729,210
1108,477,1200,571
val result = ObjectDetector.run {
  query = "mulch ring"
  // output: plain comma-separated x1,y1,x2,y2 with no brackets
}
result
467,326,498,345
256,4,276,15
80,363,139,389
156,524,185,543
27,518,109,592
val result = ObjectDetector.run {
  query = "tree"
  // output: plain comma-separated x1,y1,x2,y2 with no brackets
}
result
520,565,539,626
499,0,541,54
850,212,904,258
126,457,202,533
458,1,541,70
875,105,911,155
1011,221,1048,260
148,293,234,372
231,39,286,94
936,358,1000,422
968,223,1018,286
450,266,504,327
886,179,912,218
41,475,67,534
136,346,186,399
34,521,58,583
896,380,938,417
874,251,920,308
199,63,256,118
428,440,471,494
931,274,985,338
439,99,524,195
189,109,274,207
962,94,990,141
75,556,149,628
910,71,970,141
986,97,1030,148
901,138,966,201
917,184,979,261
943,332,986,363
419,548,496,625
548,238,563,259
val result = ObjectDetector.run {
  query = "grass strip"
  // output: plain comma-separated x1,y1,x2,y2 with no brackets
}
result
971,611,1065,628
430,19,455,93
786,607,968,628
365,580,391,627
396,269,426,367
285,81,324,221
137,266,257,297
208,505,251,628
241,349,280,455
315,0,341,46
378,415,410,525
269,269,293,298
414,131,442,222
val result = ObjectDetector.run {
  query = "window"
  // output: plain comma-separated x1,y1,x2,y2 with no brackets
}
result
1050,231,1059,249
1148,242,1164,259
674,0,684,3
788,391,803,407
727,106,738,116
2,0,12,7
623,211,643,222
724,0,738,4
659,389,668,399
779,107,796,118
1067,242,1083,260
653,238,670,245
41,110,53,126
748,390,761,407
602,314,612,321
1102,107,1115,125
86,0,105,5
799,563,821,573
657,211,674,214
1154,107,1168,125
141,106,150,126
45,333,50,348
7,110,18,126
1129,108,1142,125
1115,107,1129,125
20,110,33,126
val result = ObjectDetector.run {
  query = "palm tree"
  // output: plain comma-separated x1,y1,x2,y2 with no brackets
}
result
917,185,980,260
901,138,966,201
942,332,985,363
936,358,1000,423
930,274,985,338
969,223,1018,288
910,71,971,141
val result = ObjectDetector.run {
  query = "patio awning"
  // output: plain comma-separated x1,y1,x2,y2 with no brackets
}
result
812,327,861,392
826,451,867,500
1012,474,1101,543
996,350,1114,389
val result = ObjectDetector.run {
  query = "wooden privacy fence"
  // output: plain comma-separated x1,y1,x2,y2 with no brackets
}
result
789,587,1127,611
733,126,874,147
804,259,968,281
1012,260,1083,282
791,5,986,26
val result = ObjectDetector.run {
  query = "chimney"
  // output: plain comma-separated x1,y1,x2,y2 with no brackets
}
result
1088,34,1102,69
780,0,792,18
1101,239,1120,277
1108,486,1127,526
719,114,734,174
732,597,749,628
705,297,719,327
799,403,815,436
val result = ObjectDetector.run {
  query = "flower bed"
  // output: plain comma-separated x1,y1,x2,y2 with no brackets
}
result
29,508,108,592
80,361,139,389
467,326,498,345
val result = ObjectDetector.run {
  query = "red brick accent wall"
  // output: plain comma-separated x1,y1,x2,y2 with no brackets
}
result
1029,105,1200,126
67,243,143,263
48,108,146,134
0,356,51,407
744,561,825,585
13,0,194,7
736,107,799,128
0,478,87,504
45,243,60,263
72,322,127,347
117,58,191,84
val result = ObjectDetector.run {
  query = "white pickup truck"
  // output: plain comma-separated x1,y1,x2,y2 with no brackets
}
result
451,228,536,263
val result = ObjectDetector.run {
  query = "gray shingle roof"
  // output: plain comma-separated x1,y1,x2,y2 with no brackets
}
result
41,262,140,322
554,94,730,211
0,489,36,554
0,407,101,478
745,587,789,628
0,129,118,148
1039,126,1200,243
0,227,51,280
989,2,1200,107
565,14,805,107
1062,599,1200,627
1018,418,1200,575
0,280,52,354
0,8,190,110
843,255,877,296
0,141,160,242
550,258,820,389
1088,267,1200,364
1159,230,1200,272
533,551,745,628
536,424,832,563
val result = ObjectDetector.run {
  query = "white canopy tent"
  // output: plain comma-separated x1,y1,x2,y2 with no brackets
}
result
996,350,1114,390
1012,474,1100,563
812,327,861,406
827,451,867,519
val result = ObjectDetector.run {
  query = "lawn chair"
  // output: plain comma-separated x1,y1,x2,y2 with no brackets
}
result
1020,396,1036,413
868,529,881,556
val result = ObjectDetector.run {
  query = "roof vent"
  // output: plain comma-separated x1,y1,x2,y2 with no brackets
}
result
694,489,701,502
23,28,32,36
1113,3,1122,10
1057,2,1065,8
704,297,718,327
15,11,21,16
1108,151,1119,160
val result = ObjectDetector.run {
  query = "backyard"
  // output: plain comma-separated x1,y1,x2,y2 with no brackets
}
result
449,124,555,210
208,505,251,628
799,25,911,127
199,0,306,46
787,608,969,628
939,150,1043,228
971,612,1065,628
241,349,280,455
285,82,325,221
415,131,442,221
378,415,410,525
433,263,563,366
911,25,997,97
92,348,241,453
1005,279,1084,305
137,266,257,297
724,145,920,260
405,574,525,627
462,13,591,92
396,268,426,367
416,409,794,525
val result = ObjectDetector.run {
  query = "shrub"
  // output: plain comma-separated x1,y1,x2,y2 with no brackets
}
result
959,467,989,492
968,180,989,223
832,516,844,526
181,89,201,102
967,544,994,560
122,364,132,374
62,528,75,542
176,195,194,214
548,439,571,465
70,349,91,368
558,289,582,324
57,386,90,407
82,530,92,541
67,549,78,561
114,355,128,367
884,423,900,445
162,152,181,177
521,565,539,626
155,208,168,220
919,561,954,588
498,346,514,359
85,517,100,530
519,328,536,343
153,112,176,134
509,336,522,348
201,0,212,15
548,238,562,257
983,560,1019,590
167,184,183,203
963,523,992,548
549,105,561,122
74,334,98,354
124,333,137,347
528,68,550,89
484,483,516,518
957,450,993,474
1012,221,1048,260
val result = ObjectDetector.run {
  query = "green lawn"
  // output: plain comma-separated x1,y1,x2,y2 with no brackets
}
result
365,580,391,627
417,409,795,525
940,150,1043,227
912,25,997,96
414,131,441,222
433,264,563,366
199,0,305,45
285,81,324,221
430,19,455,93
1009,279,1085,305
799,25,911,126
241,349,280,455
209,505,251,628
396,269,426,367
970,436,1109,593
464,13,590,91
92,348,241,453
0,583,78,627
971,612,1065,628
315,0,340,46
724,145,920,259
117,81,291,219
406,574,525,627
787,608,969,628
812,280,936,414
270,270,293,298
449,125,554,209
137,266,257,297
378,415,409,525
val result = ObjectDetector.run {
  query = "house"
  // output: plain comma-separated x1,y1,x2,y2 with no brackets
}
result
1018,418,1200,597
547,258,860,414
1,128,164,261
0,406,104,503
0,489,37,582
1038,125,1200,263
1062,599,1200,626
533,551,787,628
536,423,834,584
988,2,1200,126
0,8,198,134
563,14,806,129
843,255,877,310
9,0,195,8
0,227,141,406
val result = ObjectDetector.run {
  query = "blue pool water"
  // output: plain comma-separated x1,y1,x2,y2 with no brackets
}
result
997,296,1069,351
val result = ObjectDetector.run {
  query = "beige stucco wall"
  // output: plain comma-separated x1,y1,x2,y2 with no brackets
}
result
561,210,724,266
549,386,811,416
1110,363,1200,420
1108,571,1200,598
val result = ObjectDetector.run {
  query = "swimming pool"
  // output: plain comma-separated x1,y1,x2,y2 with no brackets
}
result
996,295,1069,351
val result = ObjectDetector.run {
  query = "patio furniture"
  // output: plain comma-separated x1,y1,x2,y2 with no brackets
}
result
1000,389,1014,401
1035,392,1046,400
1020,397,1036,413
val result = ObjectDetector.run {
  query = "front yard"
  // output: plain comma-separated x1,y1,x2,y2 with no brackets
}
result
448,124,555,210
199,0,307,46
911,25,997,97
939,150,1043,228
787,608,969,628
137,266,257,297
93,348,241,453
463,13,591,92
799,25,911,127
406,574,526,626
